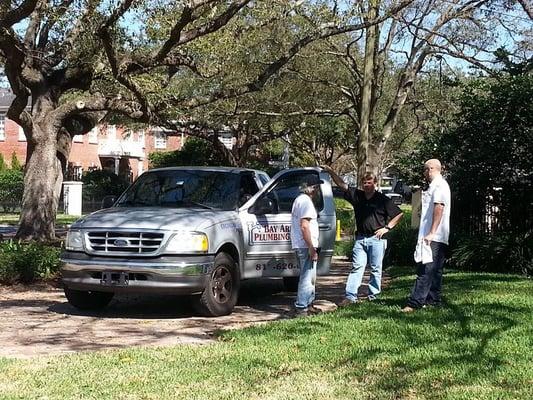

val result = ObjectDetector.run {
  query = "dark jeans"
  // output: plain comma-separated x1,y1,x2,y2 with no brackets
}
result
407,241,448,309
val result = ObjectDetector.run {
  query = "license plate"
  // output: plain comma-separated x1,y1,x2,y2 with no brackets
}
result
100,271,129,286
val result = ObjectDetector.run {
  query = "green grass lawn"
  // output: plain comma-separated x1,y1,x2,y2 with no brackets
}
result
0,213,80,226
1,267,531,399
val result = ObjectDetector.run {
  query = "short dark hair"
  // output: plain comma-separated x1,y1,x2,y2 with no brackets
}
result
361,172,377,183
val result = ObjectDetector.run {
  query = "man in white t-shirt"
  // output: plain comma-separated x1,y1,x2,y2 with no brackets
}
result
291,174,323,317
402,159,451,312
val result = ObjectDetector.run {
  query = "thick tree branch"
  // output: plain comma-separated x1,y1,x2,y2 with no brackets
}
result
0,0,39,29
182,2,414,109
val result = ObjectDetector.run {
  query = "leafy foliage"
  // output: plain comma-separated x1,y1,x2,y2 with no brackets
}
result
384,208,417,267
81,170,130,201
0,169,24,212
398,72,533,275
149,137,230,168
451,231,532,276
0,240,61,284
441,75,533,190
9,152,22,171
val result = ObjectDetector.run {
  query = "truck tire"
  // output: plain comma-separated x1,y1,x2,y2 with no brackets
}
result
197,252,240,317
283,276,300,292
64,287,114,310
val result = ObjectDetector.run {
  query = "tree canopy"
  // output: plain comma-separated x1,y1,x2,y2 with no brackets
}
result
0,0,530,239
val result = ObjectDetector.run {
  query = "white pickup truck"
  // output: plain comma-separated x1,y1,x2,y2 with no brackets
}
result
61,167,336,316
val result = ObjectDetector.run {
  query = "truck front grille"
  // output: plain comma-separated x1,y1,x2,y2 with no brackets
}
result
86,231,165,255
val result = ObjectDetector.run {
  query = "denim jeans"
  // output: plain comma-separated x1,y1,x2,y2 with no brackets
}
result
294,248,317,309
407,241,448,308
345,235,387,301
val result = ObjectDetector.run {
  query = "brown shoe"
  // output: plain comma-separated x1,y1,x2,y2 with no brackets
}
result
307,304,322,315
290,307,308,318
338,298,357,308
401,306,416,313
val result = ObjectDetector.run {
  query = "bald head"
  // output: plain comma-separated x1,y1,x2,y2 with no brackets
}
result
423,159,442,181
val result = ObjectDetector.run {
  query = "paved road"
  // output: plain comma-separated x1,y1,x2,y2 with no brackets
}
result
0,258,389,358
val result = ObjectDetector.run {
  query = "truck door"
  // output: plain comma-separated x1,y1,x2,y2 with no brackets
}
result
239,168,336,279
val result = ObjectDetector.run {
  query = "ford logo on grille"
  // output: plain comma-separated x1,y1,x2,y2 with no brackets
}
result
113,239,129,247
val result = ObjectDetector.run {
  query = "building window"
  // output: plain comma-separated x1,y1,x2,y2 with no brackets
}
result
107,125,116,139
18,126,26,141
138,129,145,148
0,115,5,141
73,135,83,143
66,163,83,181
88,128,98,144
154,130,167,149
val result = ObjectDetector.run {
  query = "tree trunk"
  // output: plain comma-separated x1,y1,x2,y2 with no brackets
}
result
16,124,64,241
357,3,378,186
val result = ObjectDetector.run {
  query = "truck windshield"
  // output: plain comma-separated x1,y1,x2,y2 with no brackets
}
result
116,170,240,210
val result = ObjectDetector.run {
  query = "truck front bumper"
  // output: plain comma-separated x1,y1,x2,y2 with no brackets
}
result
61,252,215,294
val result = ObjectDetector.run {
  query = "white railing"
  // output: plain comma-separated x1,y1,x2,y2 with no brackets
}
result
98,139,145,158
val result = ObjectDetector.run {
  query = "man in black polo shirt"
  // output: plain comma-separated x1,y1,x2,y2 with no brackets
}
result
322,166,403,304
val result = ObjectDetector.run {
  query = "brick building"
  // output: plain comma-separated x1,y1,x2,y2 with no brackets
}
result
0,93,184,182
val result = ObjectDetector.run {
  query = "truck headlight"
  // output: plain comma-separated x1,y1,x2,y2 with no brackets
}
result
66,230,84,251
164,232,208,254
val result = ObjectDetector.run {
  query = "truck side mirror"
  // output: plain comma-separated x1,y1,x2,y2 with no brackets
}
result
101,195,117,209
250,197,275,215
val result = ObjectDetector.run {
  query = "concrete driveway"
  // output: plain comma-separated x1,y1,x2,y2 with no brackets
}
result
0,258,388,358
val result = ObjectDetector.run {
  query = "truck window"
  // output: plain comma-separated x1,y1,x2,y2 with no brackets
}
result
257,172,324,214
116,170,240,210
239,173,260,206
258,173,270,186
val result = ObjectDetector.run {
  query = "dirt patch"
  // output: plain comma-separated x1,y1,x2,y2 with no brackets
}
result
0,259,389,358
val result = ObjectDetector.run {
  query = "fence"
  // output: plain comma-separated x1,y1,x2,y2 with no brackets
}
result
452,186,533,236
58,198,103,215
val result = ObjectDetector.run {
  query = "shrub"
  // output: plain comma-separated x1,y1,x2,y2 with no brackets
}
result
384,208,417,267
149,137,228,168
82,169,129,201
334,198,354,236
0,240,61,284
10,151,23,171
450,231,532,276
0,169,24,212
334,239,353,258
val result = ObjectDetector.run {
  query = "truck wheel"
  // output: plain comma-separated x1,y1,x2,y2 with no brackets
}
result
197,252,240,317
283,277,300,292
64,287,114,310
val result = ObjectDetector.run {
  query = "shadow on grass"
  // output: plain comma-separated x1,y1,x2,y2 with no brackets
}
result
339,273,529,397
222,270,532,398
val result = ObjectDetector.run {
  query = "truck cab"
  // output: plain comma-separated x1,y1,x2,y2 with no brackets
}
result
61,167,336,316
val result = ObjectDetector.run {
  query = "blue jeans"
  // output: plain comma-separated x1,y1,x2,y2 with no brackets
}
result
407,241,447,308
294,248,317,309
345,235,387,301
